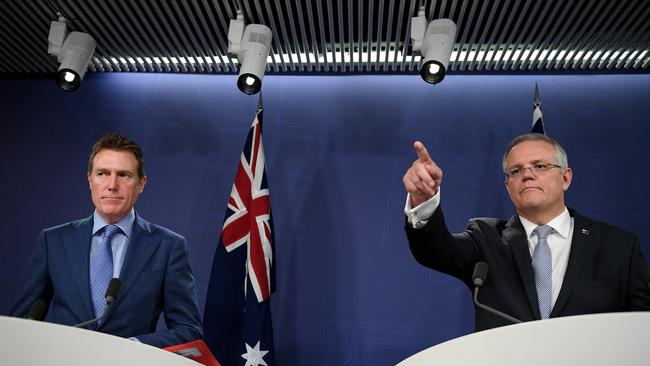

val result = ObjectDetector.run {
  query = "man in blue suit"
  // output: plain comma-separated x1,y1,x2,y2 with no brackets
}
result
11,133,203,348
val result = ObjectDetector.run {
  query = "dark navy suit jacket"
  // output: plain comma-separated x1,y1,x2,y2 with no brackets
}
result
406,207,650,331
11,214,203,348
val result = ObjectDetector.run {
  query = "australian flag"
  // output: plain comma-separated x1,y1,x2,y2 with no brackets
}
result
203,95,276,366
531,83,546,135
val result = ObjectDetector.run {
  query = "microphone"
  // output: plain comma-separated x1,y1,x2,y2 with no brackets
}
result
104,278,122,304
472,262,488,287
472,262,522,324
26,299,48,321
74,278,122,329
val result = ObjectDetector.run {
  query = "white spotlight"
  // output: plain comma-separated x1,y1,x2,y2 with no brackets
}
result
48,15,96,91
228,13,273,95
411,11,457,84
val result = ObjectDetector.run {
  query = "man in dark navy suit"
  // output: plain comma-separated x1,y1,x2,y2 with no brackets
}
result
403,133,650,330
11,133,202,347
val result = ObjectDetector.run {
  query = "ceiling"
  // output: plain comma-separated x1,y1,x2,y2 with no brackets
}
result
0,0,649,76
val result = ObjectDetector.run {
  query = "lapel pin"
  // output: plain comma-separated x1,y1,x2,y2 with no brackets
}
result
581,228,590,235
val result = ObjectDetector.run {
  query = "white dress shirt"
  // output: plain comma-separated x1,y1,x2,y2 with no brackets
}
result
404,192,574,308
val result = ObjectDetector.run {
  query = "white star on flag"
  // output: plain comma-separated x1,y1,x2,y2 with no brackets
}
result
241,341,269,366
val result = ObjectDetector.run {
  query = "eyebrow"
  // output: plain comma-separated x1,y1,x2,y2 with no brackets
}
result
511,159,552,166
93,168,135,175
519,159,545,165
507,159,554,170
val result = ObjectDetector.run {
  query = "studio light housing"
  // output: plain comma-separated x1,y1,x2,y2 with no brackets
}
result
411,13,457,85
228,14,273,95
48,16,96,91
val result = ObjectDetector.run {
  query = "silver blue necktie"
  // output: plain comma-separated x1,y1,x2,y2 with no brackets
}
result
532,225,553,319
90,224,119,317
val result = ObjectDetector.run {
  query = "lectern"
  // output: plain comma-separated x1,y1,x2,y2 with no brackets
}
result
0,316,198,365
399,312,649,366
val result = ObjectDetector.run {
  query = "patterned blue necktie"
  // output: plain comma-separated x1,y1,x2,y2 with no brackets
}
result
90,224,119,317
532,225,553,319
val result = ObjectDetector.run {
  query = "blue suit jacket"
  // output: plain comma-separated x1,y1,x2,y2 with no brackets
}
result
11,214,203,348
406,207,650,330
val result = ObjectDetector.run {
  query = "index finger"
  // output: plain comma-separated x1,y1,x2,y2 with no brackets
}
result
414,141,432,163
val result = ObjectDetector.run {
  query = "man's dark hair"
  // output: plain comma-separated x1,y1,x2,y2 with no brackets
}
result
88,133,145,178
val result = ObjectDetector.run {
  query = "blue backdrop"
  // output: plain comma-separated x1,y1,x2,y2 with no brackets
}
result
1,73,649,365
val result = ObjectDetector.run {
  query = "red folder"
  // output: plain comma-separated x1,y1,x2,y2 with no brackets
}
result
163,339,221,366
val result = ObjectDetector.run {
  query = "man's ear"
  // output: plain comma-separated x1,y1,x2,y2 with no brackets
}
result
562,167,573,191
138,175,147,193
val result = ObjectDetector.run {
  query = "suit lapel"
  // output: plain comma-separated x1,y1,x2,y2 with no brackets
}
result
101,215,160,326
551,209,593,317
503,215,541,319
63,216,95,321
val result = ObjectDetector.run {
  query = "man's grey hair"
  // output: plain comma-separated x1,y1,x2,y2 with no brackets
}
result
502,133,569,173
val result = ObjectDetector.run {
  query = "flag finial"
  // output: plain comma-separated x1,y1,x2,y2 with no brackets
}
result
531,83,545,135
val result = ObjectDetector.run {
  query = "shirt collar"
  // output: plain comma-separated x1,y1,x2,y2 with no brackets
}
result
92,209,136,238
519,207,571,239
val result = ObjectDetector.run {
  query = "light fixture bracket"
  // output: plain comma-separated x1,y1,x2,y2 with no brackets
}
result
410,9,427,53
227,12,245,57
48,17,68,59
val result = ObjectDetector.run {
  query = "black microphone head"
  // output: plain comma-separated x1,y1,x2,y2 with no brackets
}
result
104,278,122,304
472,262,488,287
640,268,650,289
26,299,48,321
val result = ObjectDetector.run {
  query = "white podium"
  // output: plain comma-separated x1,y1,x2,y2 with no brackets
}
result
399,312,650,366
0,316,198,365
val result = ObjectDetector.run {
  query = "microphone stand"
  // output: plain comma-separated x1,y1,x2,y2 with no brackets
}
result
74,303,113,329
473,286,522,324
74,278,122,328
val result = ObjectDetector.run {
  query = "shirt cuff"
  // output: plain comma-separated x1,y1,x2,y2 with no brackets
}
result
404,189,440,229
